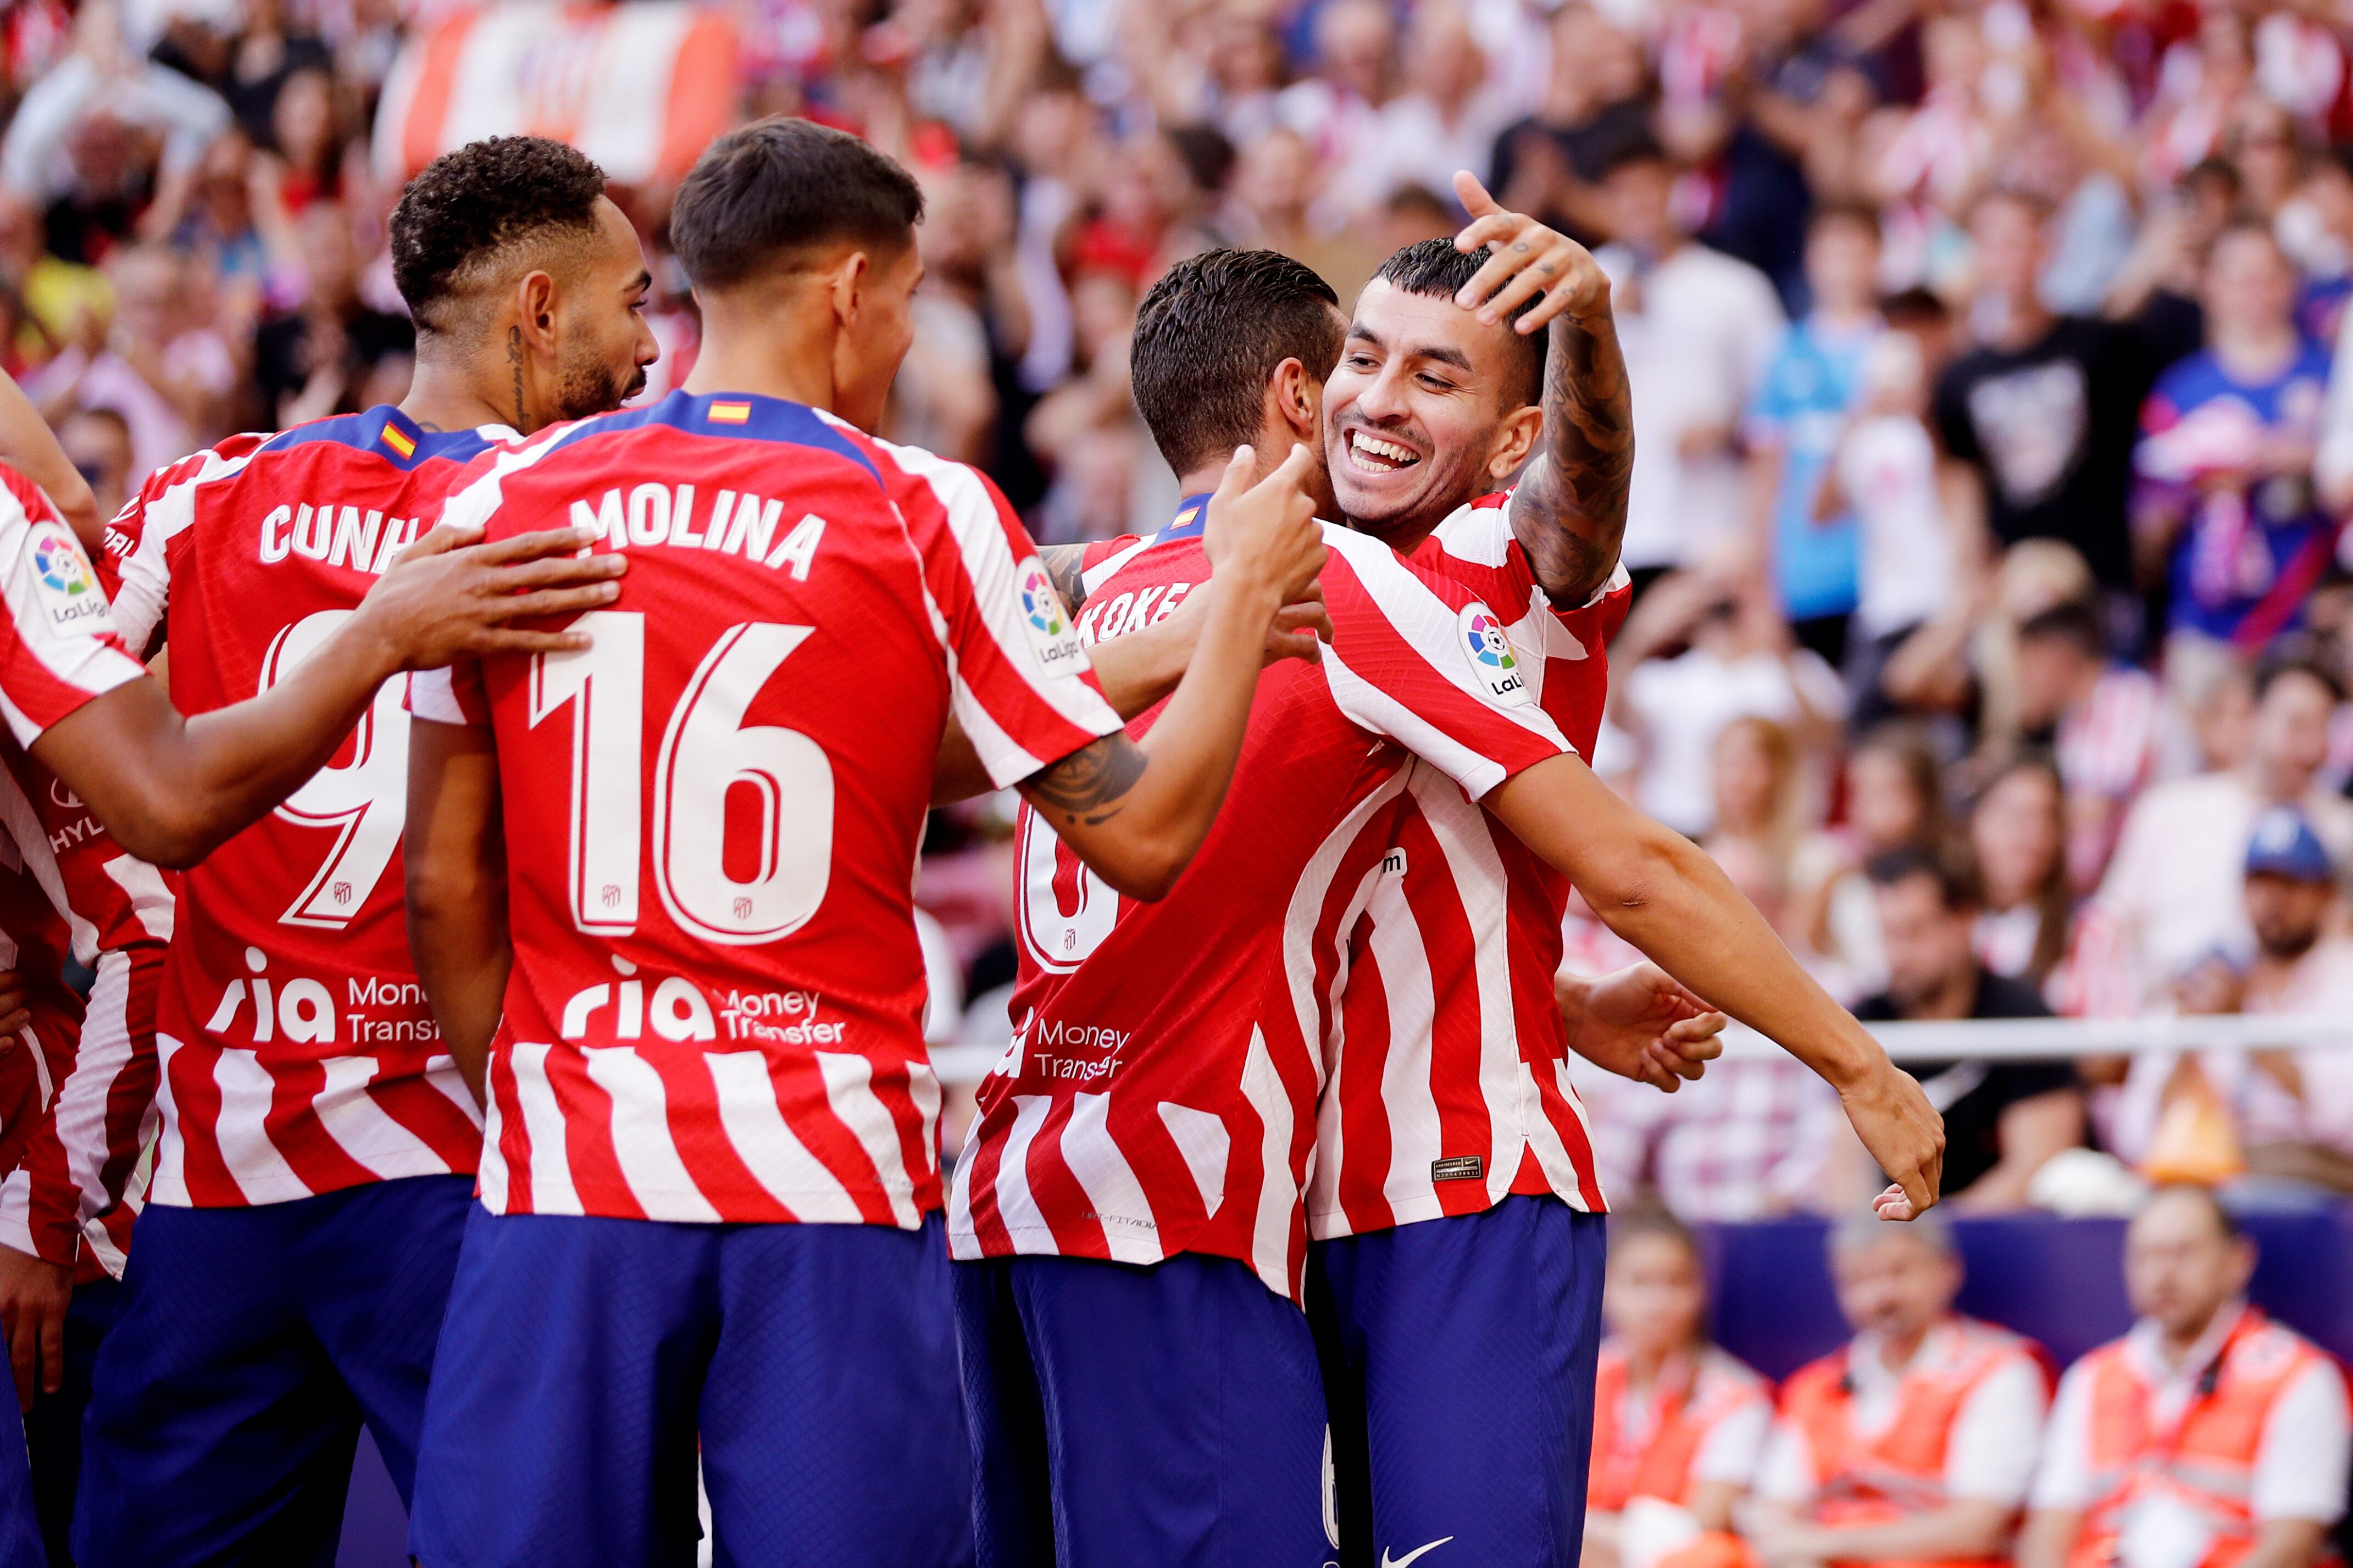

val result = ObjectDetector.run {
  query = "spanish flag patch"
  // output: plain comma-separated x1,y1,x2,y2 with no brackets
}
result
382,424,417,459
709,401,751,425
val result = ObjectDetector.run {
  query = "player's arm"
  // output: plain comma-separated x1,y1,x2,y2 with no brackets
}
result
932,587,1331,805
1015,446,1324,899
1449,171,1632,607
31,522,623,869
1556,964,1727,1094
405,718,508,1103
1487,753,1945,1217
0,375,99,549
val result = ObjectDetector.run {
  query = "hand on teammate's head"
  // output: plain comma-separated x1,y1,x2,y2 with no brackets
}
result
357,521,628,669
1449,170,1612,335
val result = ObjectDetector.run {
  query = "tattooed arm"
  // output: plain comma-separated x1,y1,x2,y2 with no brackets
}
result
1010,446,1325,900
1447,171,1634,607
1039,543,1092,613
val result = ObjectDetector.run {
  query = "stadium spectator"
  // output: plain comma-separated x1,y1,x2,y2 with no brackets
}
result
2011,598,2172,891
1595,137,1786,587
1584,1209,1772,1568
1751,1213,2052,1565
2017,1185,2351,1568
1854,846,2085,1210
1935,190,2146,602
1968,752,2080,997
2094,649,2353,1007
1580,1048,1849,1223
53,400,127,521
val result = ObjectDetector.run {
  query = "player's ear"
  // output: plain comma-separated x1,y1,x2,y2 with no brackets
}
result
1268,358,1319,446
1488,401,1542,481
515,270,560,357
830,251,871,330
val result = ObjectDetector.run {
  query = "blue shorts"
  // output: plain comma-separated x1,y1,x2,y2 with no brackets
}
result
75,1175,474,1568
27,1276,123,1565
1308,1196,1606,1568
953,1252,1334,1568
409,1206,970,1568
1,1399,38,1568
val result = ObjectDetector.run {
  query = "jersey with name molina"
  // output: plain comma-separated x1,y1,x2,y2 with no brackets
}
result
948,508,1575,1302
110,409,509,1209
410,391,1122,1228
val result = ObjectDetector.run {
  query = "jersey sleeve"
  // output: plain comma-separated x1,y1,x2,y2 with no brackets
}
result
1317,529,1574,799
408,662,490,727
1420,492,1634,645
0,464,145,747
878,441,1123,789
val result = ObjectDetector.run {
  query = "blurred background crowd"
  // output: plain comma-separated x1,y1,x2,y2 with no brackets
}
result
12,0,2353,1222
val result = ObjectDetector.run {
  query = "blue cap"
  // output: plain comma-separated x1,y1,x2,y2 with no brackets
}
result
2245,807,2335,883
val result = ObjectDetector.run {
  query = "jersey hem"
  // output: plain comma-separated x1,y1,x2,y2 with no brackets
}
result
476,1190,941,1228
1306,1180,1599,1241
146,1158,480,1208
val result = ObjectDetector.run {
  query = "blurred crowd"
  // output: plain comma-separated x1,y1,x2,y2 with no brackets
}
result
12,0,2353,1215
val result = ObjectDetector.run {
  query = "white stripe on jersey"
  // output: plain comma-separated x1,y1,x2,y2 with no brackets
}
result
1409,766,1528,1207
1360,871,1446,1209
1156,1100,1229,1215
811,1049,922,1228
706,1049,864,1222
211,1046,309,1204
310,1055,458,1179
1080,535,1158,597
582,1045,724,1223
1061,1091,1159,1264
109,439,263,654
476,1071,510,1211
509,1042,585,1216
408,666,468,725
149,1032,189,1205
1236,1026,1294,1297
986,1094,1057,1250
0,481,145,747
0,763,98,965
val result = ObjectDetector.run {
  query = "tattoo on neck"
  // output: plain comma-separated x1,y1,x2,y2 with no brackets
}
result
507,325,527,431
1025,734,1147,829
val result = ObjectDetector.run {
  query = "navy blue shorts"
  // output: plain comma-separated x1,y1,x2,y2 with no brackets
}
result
953,1252,1335,1568
27,1275,122,1566
409,1206,970,1568
1308,1196,1606,1568
1,1397,38,1568
75,1175,474,1568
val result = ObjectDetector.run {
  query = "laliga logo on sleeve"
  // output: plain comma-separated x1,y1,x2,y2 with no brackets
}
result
1014,554,1089,675
1457,602,1530,707
29,526,113,635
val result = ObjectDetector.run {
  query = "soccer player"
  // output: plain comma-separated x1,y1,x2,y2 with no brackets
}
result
397,118,1323,1568
64,135,659,1568
956,236,1941,1562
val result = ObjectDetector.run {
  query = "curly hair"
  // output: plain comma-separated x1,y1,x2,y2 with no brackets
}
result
390,136,608,333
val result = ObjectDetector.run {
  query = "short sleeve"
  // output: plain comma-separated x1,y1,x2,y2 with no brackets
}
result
408,663,489,727
878,441,1122,789
2029,1359,2098,1512
1943,1352,2050,1503
1690,1394,1774,1487
2250,1359,2352,1524
1933,363,1979,464
1316,530,1573,800
0,466,144,747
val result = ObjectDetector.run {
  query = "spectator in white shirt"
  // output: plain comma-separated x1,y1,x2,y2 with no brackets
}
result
0,0,229,223
2091,649,2353,1007
2012,598,2177,893
1328,0,1514,223
1595,137,1788,582
2017,1186,2350,1568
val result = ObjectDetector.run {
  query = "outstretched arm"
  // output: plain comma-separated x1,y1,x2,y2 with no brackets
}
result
1449,170,1633,607
1016,446,1325,899
1489,752,1945,1217
32,522,623,868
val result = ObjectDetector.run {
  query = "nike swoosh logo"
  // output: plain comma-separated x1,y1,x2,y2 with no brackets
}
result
1380,1538,1455,1568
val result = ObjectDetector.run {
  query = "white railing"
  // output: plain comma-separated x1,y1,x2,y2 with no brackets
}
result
926,1014,2353,1087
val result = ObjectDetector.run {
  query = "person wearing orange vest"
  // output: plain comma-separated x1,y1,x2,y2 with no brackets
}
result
1585,1209,1773,1568
2017,1185,2350,1568
1750,1211,2050,1567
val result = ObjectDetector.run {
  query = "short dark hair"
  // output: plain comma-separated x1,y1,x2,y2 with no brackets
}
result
1596,134,1671,182
391,136,608,333
2252,641,2346,705
1880,286,1949,329
670,117,924,293
1369,237,1546,406
1866,842,1980,911
1130,249,1344,476
2017,598,2106,659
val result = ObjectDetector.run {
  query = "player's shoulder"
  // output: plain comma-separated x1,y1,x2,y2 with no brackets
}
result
1320,519,1486,615
0,459,54,526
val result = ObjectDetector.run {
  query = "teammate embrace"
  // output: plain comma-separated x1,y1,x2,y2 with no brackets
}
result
0,119,1941,1568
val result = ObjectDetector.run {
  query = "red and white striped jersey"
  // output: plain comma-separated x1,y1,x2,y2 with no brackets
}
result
948,505,1576,1300
0,463,146,742
109,409,508,1208
1308,493,1633,1239
409,391,1122,1226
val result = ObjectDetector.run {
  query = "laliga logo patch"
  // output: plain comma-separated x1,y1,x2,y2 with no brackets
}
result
1457,602,1529,707
27,526,112,636
1014,555,1087,674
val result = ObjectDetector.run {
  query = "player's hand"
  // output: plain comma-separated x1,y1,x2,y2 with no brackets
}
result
1450,170,1611,335
357,522,628,669
1264,590,1334,666
0,1244,72,1410
1202,443,1326,607
1560,964,1725,1093
0,966,30,1046
1839,1058,1945,1220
